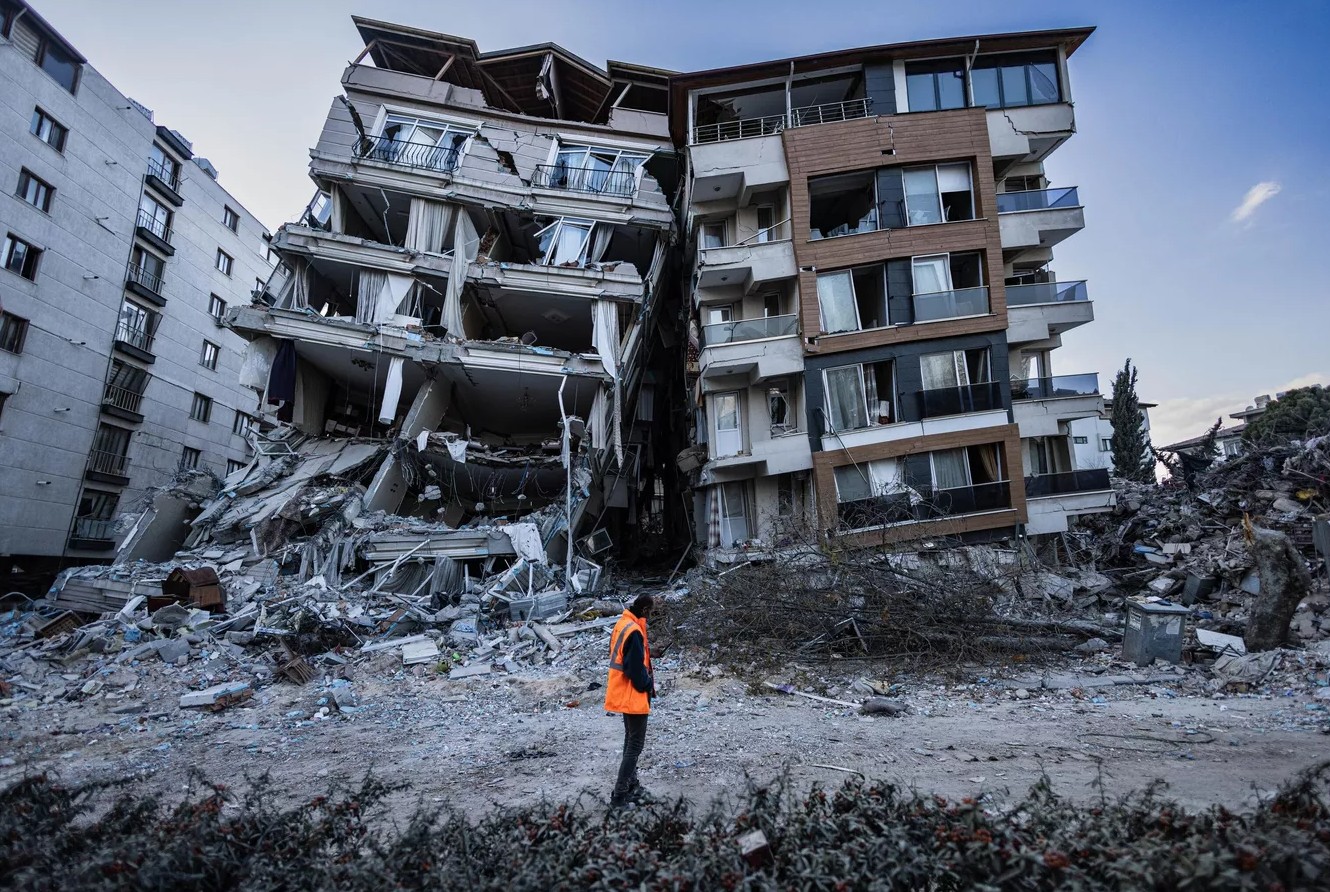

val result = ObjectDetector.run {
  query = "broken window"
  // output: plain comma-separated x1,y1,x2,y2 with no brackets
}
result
535,218,595,266
911,252,987,321
823,360,896,433
712,391,743,457
835,459,911,528
903,163,973,225
815,265,886,334
809,171,878,240
370,114,472,171
905,59,966,112
546,144,647,196
768,380,794,433
116,300,158,351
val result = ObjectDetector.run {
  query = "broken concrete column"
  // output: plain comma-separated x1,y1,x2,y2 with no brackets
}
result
1244,527,1313,652
364,376,455,514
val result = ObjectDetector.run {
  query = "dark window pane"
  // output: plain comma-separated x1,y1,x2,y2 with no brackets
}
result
40,43,79,93
938,70,966,109
971,67,1000,108
906,73,937,112
1001,65,1030,107
1030,61,1060,103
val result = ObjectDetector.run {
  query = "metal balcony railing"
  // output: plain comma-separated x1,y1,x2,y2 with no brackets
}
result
702,314,798,347
145,157,179,190
125,262,163,295
532,163,637,197
135,208,172,243
1024,468,1112,498
1005,279,1088,306
114,322,154,353
102,383,144,415
1011,374,1100,401
996,187,1080,213
354,135,460,173
916,380,1005,419
72,517,116,541
913,285,990,323
89,449,130,478
789,98,873,128
838,480,1012,529
692,113,787,145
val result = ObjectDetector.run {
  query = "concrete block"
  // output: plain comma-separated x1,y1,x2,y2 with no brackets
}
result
449,662,492,679
180,681,250,708
402,639,441,665
156,638,191,664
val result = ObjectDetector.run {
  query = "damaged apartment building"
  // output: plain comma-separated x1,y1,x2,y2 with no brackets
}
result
221,18,681,585
672,28,1114,562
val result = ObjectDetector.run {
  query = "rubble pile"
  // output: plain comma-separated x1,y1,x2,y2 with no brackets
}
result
1074,433,1330,647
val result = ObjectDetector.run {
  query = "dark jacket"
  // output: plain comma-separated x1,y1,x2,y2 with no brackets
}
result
620,628,655,697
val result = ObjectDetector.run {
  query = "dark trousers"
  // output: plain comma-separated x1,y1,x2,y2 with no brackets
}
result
613,713,648,799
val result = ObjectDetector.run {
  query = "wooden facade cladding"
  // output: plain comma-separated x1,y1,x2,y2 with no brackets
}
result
782,109,1009,357
811,422,1028,543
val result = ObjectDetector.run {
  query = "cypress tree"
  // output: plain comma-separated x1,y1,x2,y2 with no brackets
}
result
1110,359,1154,482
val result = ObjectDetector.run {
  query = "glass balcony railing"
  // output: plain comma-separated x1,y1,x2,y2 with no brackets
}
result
913,286,990,323
1024,468,1112,498
125,262,164,295
1005,280,1088,306
915,380,1005,419
135,208,172,243
702,314,798,347
72,517,116,542
838,480,1012,529
532,163,637,197
354,135,460,173
996,187,1080,213
1010,374,1100,401
89,449,130,478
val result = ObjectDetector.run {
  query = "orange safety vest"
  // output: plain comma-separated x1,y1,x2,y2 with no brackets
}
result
604,610,651,715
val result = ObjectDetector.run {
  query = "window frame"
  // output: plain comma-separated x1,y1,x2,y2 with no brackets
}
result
223,206,240,232
29,107,68,152
903,162,973,226
711,390,744,458
1072,435,1089,445
2,233,42,280
16,168,54,212
180,446,202,471
215,249,233,276
208,294,227,322
232,410,255,437
189,392,213,423
199,340,220,371
1,311,30,354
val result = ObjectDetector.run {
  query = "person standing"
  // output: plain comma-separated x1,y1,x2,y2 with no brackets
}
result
604,594,655,808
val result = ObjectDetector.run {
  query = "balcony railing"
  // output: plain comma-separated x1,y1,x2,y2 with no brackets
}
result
691,98,874,145
89,449,130,478
1006,280,1088,306
916,380,1005,419
921,481,1012,517
72,517,116,542
996,187,1080,214
135,208,172,243
838,480,1011,529
145,157,179,190
114,322,155,353
125,262,164,295
702,314,798,347
790,98,873,128
1024,468,1112,498
354,135,460,173
532,163,637,197
103,383,145,416
1010,374,1100,401
913,286,990,323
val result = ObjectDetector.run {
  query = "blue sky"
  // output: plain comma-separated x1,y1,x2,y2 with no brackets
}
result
35,0,1330,449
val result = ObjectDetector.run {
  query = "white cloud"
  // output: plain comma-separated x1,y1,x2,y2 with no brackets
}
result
1229,181,1282,223
1150,371,1330,453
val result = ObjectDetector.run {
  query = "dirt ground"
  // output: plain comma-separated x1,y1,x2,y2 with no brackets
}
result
5,651,1329,817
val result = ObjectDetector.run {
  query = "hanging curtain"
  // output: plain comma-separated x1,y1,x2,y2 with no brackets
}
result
976,444,1001,483
291,259,310,310
442,211,479,338
405,198,455,253
920,351,962,390
267,340,297,404
355,270,388,325
376,273,413,324
592,299,623,464
817,271,858,333
379,356,404,426
705,486,721,548
590,389,609,451
589,223,613,263
824,366,866,432
932,448,970,490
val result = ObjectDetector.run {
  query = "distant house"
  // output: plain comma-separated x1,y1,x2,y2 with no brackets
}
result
1069,399,1155,471
1161,394,1274,463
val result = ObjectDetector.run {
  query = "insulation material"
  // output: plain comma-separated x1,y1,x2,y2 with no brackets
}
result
379,357,405,426
446,439,469,463
239,336,279,393
592,299,623,463
442,211,480,338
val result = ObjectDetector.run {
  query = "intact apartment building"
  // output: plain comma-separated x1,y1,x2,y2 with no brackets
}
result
672,28,1113,559
0,0,275,587
225,18,678,563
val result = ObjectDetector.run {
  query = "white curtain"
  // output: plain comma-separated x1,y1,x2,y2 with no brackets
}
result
834,464,872,503
589,224,613,263
239,336,278,393
817,271,859,333
932,448,970,490
355,270,388,325
377,273,413,323
405,198,454,254
590,389,609,451
912,256,950,294
920,351,965,390
904,168,942,225
442,211,480,338
379,356,404,426
936,163,971,194
824,366,866,432
592,299,623,463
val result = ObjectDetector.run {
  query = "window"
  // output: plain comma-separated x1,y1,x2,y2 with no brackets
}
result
2,234,41,280
1,312,29,354
1073,435,1089,445
37,36,80,93
7,14,81,92
1223,439,1242,457
755,206,776,243
232,410,255,437
768,380,794,433
930,445,1006,502
226,459,247,476
815,265,887,334
718,481,751,546
128,246,165,291
90,424,131,476
0,390,8,425
823,360,896,432
1004,174,1045,193
699,221,727,249
903,163,973,225
835,459,912,528
547,144,646,196
254,277,265,296
373,115,472,171
223,206,239,232
199,340,219,370
147,144,179,188
1099,438,1111,452
911,252,987,321
208,294,226,322
809,171,878,239
180,446,201,470
215,249,233,275
534,218,594,266
971,52,1060,109
16,169,53,212
104,360,148,412
75,490,119,528
29,108,67,152
190,392,212,422
905,59,966,112
116,301,158,351
712,391,743,457
137,194,172,241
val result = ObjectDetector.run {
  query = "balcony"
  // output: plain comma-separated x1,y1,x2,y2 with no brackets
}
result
692,98,872,144
913,286,990,324
144,157,183,205
916,381,1005,419
353,134,459,174
113,322,155,363
1023,469,1115,534
839,481,1012,530
699,316,803,386
102,383,145,423
1024,468,1112,498
87,449,131,485
696,239,797,291
69,517,117,551
705,432,813,481
125,262,166,305
702,314,798,346
1010,374,1102,437
1006,280,1093,343
789,98,873,128
997,187,1084,255
135,208,175,255
532,163,636,198
987,103,1076,169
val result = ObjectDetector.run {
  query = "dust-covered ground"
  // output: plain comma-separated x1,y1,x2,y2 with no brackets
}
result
4,648,1329,816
